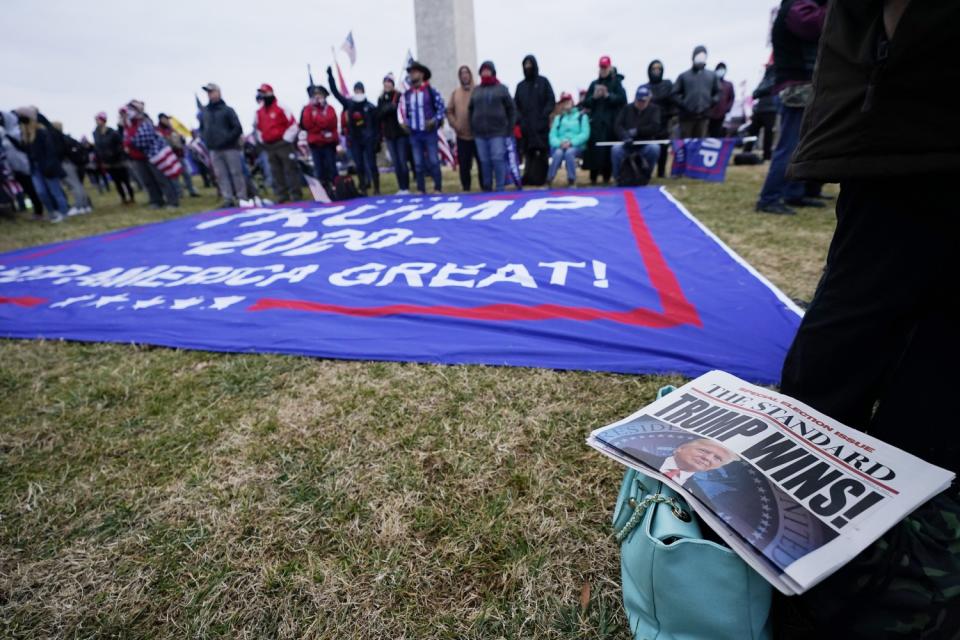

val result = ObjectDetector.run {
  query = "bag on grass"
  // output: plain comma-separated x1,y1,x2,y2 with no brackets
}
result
613,386,772,640
331,174,360,201
734,152,763,166
617,150,652,187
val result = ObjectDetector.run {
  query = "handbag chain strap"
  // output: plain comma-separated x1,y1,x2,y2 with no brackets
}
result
613,494,690,544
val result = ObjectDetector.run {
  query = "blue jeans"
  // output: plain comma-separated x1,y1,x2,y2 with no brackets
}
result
385,136,410,191
475,136,507,191
547,146,582,183
31,170,69,215
757,102,806,207
310,145,337,184
409,131,441,193
611,143,661,182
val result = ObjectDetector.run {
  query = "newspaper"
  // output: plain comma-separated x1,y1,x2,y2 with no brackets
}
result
587,370,955,595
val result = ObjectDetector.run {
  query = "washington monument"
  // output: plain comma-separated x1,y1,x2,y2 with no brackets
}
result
413,0,478,100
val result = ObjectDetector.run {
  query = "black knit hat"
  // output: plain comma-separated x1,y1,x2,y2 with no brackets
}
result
479,60,497,76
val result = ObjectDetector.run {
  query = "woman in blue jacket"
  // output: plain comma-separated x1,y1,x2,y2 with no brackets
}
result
547,93,590,187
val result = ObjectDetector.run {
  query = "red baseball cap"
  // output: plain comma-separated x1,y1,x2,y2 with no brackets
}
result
599,55,612,68
559,91,574,102
258,83,274,94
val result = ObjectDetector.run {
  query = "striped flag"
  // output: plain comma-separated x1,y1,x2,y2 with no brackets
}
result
150,146,183,179
398,48,457,169
340,31,357,66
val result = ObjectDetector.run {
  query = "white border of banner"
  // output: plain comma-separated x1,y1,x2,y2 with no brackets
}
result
659,186,806,317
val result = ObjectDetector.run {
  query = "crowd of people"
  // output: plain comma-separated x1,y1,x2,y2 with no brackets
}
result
3,46,760,221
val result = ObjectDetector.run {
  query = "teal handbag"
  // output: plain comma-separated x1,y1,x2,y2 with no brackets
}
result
612,387,773,640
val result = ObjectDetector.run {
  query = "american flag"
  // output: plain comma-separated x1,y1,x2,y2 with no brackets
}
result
340,31,357,66
398,49,457,169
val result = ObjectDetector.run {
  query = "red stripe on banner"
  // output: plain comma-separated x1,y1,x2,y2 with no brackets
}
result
623,190,701,327
0,296,47,307
248,192,702,328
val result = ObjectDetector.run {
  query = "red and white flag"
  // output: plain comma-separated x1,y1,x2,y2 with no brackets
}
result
340,31,357,66
150,146,182,179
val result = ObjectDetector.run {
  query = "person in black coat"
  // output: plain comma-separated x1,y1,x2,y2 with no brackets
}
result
327,68,381,195
671,45,719,139
514,54,555,186
646,59,675,177
778,2,960,637
745,64,777,161
93,113,135,203
12,107,68,221
377,74,411,193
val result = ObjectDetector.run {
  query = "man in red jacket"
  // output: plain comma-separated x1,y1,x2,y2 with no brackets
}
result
254,83,302,202
299,85,339,186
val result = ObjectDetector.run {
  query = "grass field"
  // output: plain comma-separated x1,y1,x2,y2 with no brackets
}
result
1,167,836,639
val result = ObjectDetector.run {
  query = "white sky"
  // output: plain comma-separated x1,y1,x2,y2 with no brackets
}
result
2,0,775,139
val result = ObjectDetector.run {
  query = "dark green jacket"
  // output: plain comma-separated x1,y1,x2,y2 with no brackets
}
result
790,1,960,181
582,71,627,143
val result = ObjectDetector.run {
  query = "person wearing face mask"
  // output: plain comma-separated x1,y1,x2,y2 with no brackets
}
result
253,83,303,203
377,74,410,194
646,59,675,178
514,54,556,186
582,55,627,185
707,62,735,137
671,45,720,139
300,85,339,188
327,69,381,195
468,60,516,192
446,65,478,191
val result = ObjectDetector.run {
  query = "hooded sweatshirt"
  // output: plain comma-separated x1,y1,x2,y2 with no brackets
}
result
447,65,475,140
671,46,720,118
514,55,556,150
646,59,676,128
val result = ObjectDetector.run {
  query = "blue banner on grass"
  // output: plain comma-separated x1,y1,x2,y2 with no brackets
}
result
671,138,737,182
0,188,801,382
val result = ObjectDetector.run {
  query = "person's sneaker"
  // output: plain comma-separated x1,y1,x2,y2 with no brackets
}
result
80,206,92,214
785,197,826,208
48,213,65,223
396,189,410,195
148,203,163,210
66,206,82,217
567,179,576,188
165,204,180,210
218,200,237,209
189,192,201,198
755,202,797,215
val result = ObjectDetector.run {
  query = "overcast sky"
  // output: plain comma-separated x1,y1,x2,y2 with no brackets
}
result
2,0,776,139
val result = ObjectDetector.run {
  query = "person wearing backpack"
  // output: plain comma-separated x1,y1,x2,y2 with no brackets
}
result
612,86,662,186
469,60,515,192
546,92,590,187
300,85,339,188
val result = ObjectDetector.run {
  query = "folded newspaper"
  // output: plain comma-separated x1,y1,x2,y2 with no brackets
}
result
587,370,955,595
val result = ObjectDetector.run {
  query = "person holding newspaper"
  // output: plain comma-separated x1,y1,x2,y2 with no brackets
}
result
778,1,960,637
